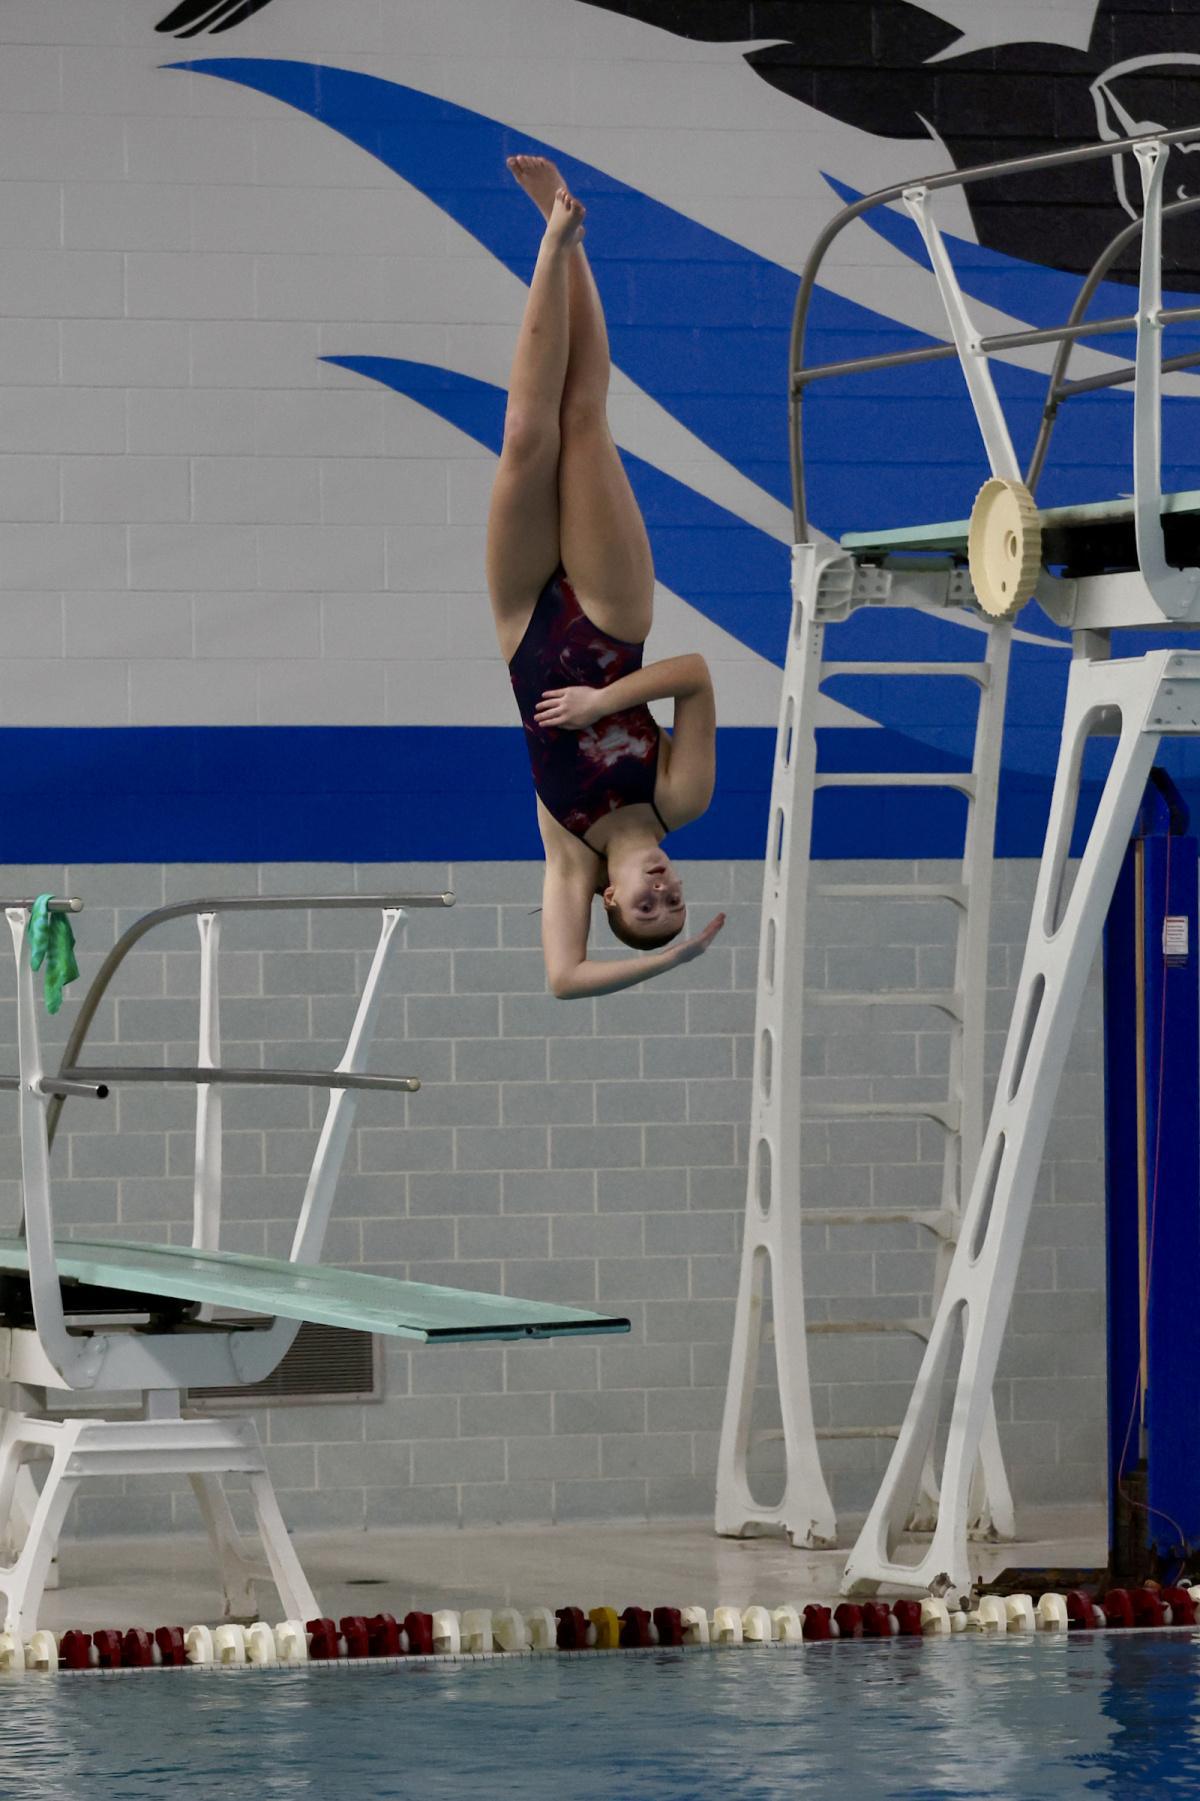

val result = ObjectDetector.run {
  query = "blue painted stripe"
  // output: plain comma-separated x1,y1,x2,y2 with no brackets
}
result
0,724,1174,862
0,726,768,861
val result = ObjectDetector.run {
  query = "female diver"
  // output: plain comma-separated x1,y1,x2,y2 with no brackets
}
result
489,156,725,999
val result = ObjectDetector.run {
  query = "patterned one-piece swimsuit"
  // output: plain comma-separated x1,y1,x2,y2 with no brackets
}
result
508,567,668,848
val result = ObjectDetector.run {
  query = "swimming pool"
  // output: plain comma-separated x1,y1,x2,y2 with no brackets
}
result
3,1634,1199,1800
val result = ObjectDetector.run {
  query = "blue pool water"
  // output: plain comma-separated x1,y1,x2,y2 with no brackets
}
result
2,1636,1200,1799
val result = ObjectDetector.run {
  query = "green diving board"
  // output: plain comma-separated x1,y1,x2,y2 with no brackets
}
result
0,1236,630,1344
841,487,1200,558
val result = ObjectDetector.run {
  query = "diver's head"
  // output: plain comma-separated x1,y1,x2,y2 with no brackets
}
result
602,846,685,949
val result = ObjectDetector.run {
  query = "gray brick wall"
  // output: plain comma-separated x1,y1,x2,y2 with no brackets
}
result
0,856,1105,1538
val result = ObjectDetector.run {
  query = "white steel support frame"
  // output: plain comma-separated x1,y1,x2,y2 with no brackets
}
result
715,551,836,1544
0,900,406,1637
842,136,1200,1592
715,534,1015,1544
902,180,1021,1536
843,651,1196,1593
719,129,1200,1565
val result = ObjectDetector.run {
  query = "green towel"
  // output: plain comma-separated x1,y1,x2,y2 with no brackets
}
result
27,895,80,1016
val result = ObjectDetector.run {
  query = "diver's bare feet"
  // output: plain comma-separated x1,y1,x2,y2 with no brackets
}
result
508,153,565,220
545,186,585,251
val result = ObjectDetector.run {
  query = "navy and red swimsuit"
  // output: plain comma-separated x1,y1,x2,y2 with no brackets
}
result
509,566,668,850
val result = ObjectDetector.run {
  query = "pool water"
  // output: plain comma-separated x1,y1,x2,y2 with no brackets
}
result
2,1635,1199,1799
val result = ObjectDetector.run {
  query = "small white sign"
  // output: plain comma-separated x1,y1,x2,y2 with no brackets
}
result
1163,916,1189,967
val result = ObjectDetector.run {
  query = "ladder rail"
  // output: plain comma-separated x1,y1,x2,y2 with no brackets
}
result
715,536,1016,1546
715,547,837,1545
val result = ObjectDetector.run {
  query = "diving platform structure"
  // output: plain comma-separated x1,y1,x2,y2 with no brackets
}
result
716,125,1200,1593
0,893,627,1635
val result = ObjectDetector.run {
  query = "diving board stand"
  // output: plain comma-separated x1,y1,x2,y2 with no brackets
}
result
0,893,627,1637
719,121,1200,1590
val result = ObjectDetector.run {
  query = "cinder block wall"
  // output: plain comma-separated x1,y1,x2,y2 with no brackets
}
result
0,1,1125,1540
0,856,1105,1538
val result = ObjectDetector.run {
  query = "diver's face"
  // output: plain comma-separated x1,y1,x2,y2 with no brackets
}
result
610,852,685,939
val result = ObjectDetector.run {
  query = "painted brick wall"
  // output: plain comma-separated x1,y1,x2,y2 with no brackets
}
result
0,0,1137,1541
0,857,1104,1537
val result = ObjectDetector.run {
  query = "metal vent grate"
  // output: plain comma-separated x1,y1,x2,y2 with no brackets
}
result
190,1322,381,1409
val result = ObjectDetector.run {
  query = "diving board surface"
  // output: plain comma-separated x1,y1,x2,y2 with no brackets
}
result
0,1236,629,1344
841,488,1200,556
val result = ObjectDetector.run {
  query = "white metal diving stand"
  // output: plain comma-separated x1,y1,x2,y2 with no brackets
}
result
0,892,627,1637
717,123,1200,1591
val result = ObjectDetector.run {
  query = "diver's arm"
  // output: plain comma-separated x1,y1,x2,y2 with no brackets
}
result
534,654,712,730
657,671,717,827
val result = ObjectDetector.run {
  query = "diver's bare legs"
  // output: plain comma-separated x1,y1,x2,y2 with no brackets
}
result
508,155,654,644
508,155,611,410
485,185,584,660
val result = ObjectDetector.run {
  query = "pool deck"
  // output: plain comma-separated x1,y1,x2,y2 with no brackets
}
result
41,1510,1107,1630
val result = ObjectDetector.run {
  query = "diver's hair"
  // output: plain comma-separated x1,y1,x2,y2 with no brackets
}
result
605,901,684,952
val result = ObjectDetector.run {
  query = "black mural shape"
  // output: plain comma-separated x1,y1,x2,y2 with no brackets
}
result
156,0,276,35
579,0,1200,288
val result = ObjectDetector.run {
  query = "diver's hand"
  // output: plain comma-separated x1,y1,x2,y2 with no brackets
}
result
534,686,605,730
669,912,726,966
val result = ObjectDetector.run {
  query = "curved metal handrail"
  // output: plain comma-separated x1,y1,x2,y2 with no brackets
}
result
60,1065,421,1093
45,892,454,1146
1025,194,1200,494
789,122,1200,540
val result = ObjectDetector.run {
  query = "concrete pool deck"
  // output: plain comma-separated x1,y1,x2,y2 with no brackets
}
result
39,1510,1108,1631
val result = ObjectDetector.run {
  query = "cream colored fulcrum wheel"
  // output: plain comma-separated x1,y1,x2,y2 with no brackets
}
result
967,478,1042,620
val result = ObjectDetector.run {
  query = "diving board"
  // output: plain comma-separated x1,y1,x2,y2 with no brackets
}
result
0,891,623,1639
842,489,1200,589
0,1235,629,1345
842,486,1200,554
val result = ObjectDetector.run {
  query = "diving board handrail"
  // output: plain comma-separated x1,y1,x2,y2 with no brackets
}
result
55,1066,422,1092
788,121,1200,542
1025,194,1200,493
4,1069,419,1095
0,898,81,914
45,891,453,1147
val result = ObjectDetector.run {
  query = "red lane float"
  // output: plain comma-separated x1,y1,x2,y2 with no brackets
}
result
802,1605,834,1641
155,1627,187,1666
861,1603,895,1638
404,1612,434,1655
305,1618,340,1660
366,1613,403,1657
60,1631,92,1671
1065,1591,1098,1630
653,1607,683,1647
834,1604,863,1638
619,1607,653,1649
91,1631,123,1668
555,1607,589,1650
1103,1589,1134,1629
1129,1588,1165,1629
339,1616,370,1659
121,1629,154,1668
1160,1588,1196,1626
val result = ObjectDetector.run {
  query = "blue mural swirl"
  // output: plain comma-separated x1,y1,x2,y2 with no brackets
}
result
161,56,1200,855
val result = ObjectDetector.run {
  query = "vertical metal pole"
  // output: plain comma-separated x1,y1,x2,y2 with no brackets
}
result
1105,774,1200,1572
193,912,222,1254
